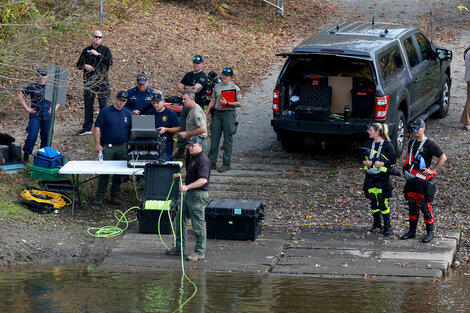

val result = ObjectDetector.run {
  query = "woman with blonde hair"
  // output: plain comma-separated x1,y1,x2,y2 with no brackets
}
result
362,123,397,236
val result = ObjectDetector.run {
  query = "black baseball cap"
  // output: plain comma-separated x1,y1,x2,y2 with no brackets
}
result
187,136,203,145
410,118,425,129
151,92,164,102
116,90,128,100
137,73,148,84
222,67,233,76
192,55,204,64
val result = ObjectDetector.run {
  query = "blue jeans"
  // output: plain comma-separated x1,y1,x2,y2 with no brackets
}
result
23,117,51,155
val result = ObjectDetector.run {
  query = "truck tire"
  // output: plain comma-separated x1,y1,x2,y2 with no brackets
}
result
434,74,450,118
281,134,304,152
392,110,406,157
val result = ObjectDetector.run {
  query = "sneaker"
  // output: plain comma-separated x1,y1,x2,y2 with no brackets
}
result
186,253,205,261
166,247,185,256
108,198,122,206
174,148,185,159
93,198,104,208
211,163,217,170
78,129,92,136
218,164,230,173
464,125,470,131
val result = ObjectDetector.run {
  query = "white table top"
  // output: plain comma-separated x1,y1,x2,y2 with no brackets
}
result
59,160,145,175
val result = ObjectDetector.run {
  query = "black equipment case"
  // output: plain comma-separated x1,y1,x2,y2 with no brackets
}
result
138,163,181,234
205,199,264,241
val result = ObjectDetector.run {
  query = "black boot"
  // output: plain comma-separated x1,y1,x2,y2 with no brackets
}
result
382,213,392,236
400,220,418,240
368,212,382,232
22,154,30,164
422,223,434,243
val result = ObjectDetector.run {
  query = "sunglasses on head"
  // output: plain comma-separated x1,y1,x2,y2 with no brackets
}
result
222,68,232,73
411,127,421,131
93,35,102,39
193,56,202,62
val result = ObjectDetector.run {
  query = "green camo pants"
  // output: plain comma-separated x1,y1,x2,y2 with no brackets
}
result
175,189,208,254
96,143,127,198
208,109,237,165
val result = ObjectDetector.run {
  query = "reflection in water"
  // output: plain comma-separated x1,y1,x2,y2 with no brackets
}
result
0,265,469,312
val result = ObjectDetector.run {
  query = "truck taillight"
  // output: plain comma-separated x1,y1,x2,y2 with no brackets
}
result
375,95,389,119
273,90,280,112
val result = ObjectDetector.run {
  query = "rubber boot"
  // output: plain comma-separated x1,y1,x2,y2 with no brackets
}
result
368,212,382,232
400,220,418,240
382,213,392,236
422,223,434,243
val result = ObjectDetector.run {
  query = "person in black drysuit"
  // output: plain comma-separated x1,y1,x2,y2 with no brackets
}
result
76,30,113,136
401,119,447,243
362,123,397,236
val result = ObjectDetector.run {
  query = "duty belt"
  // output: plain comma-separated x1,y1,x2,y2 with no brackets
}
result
103,142,126,148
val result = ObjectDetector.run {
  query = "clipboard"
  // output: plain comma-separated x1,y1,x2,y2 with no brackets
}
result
220,89,236,109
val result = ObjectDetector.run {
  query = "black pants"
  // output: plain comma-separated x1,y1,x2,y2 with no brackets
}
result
82,85,109,131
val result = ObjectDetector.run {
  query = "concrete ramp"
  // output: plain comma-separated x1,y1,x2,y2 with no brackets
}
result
97,228,459,279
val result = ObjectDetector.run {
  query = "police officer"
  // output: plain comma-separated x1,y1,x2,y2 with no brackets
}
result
178,90,208,166
18,68,61,163
126,73,153,115
76,30,113,136
167,135,210,261
206,67,242,172
145,92,181,160
401,119,447,243
362,123,397,236
93,91,132,206
174,55,208,158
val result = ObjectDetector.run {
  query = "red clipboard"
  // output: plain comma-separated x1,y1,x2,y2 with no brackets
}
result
220,89,236,109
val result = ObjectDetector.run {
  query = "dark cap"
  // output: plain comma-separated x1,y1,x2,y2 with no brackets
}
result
151,92,164,102
187,136,203,145
410,118,425,129
116,90,128,100
192,55,204,64
221,67,233,76
137,73,148,84
36,68,47,76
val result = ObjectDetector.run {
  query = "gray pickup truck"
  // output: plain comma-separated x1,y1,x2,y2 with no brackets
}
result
271,21,452,156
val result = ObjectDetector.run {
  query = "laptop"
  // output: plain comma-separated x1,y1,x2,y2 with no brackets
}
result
131,115,159,138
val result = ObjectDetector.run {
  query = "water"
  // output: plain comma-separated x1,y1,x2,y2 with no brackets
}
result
1,265,470,313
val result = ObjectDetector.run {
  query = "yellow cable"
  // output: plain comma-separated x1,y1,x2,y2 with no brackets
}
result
21,189,72,209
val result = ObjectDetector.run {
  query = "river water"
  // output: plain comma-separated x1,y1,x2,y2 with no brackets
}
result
1,265,469,312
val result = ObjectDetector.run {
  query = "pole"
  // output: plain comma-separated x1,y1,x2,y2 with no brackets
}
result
100,0,104,25
47,66,60,147
73,0,77,13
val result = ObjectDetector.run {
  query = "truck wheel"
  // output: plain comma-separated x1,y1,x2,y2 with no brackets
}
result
393,110,406,157
281,134,304,152
434,75,450,118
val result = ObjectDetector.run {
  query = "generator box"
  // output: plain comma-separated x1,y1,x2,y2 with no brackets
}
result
138,163,181,234
205,199,264,241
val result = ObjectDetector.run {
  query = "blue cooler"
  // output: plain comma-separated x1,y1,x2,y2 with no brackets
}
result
33,147,65,169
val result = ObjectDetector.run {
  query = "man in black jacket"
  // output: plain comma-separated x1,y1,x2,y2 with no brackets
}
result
76,30,113,136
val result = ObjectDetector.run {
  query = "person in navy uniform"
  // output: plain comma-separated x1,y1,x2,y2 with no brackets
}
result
126,72,153,115
174,55,208,158
17,68,61,163
76,30,113,136
145,92,181,160
93,90,132,206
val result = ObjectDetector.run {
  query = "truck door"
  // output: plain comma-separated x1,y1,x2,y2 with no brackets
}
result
414,32,441,104
403,36,428,117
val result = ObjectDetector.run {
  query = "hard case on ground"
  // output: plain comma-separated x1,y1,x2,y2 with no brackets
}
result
138,163,181,234
205,199,264,241
30,165,71,180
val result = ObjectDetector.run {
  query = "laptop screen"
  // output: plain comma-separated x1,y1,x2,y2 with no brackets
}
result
131,115,159,138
